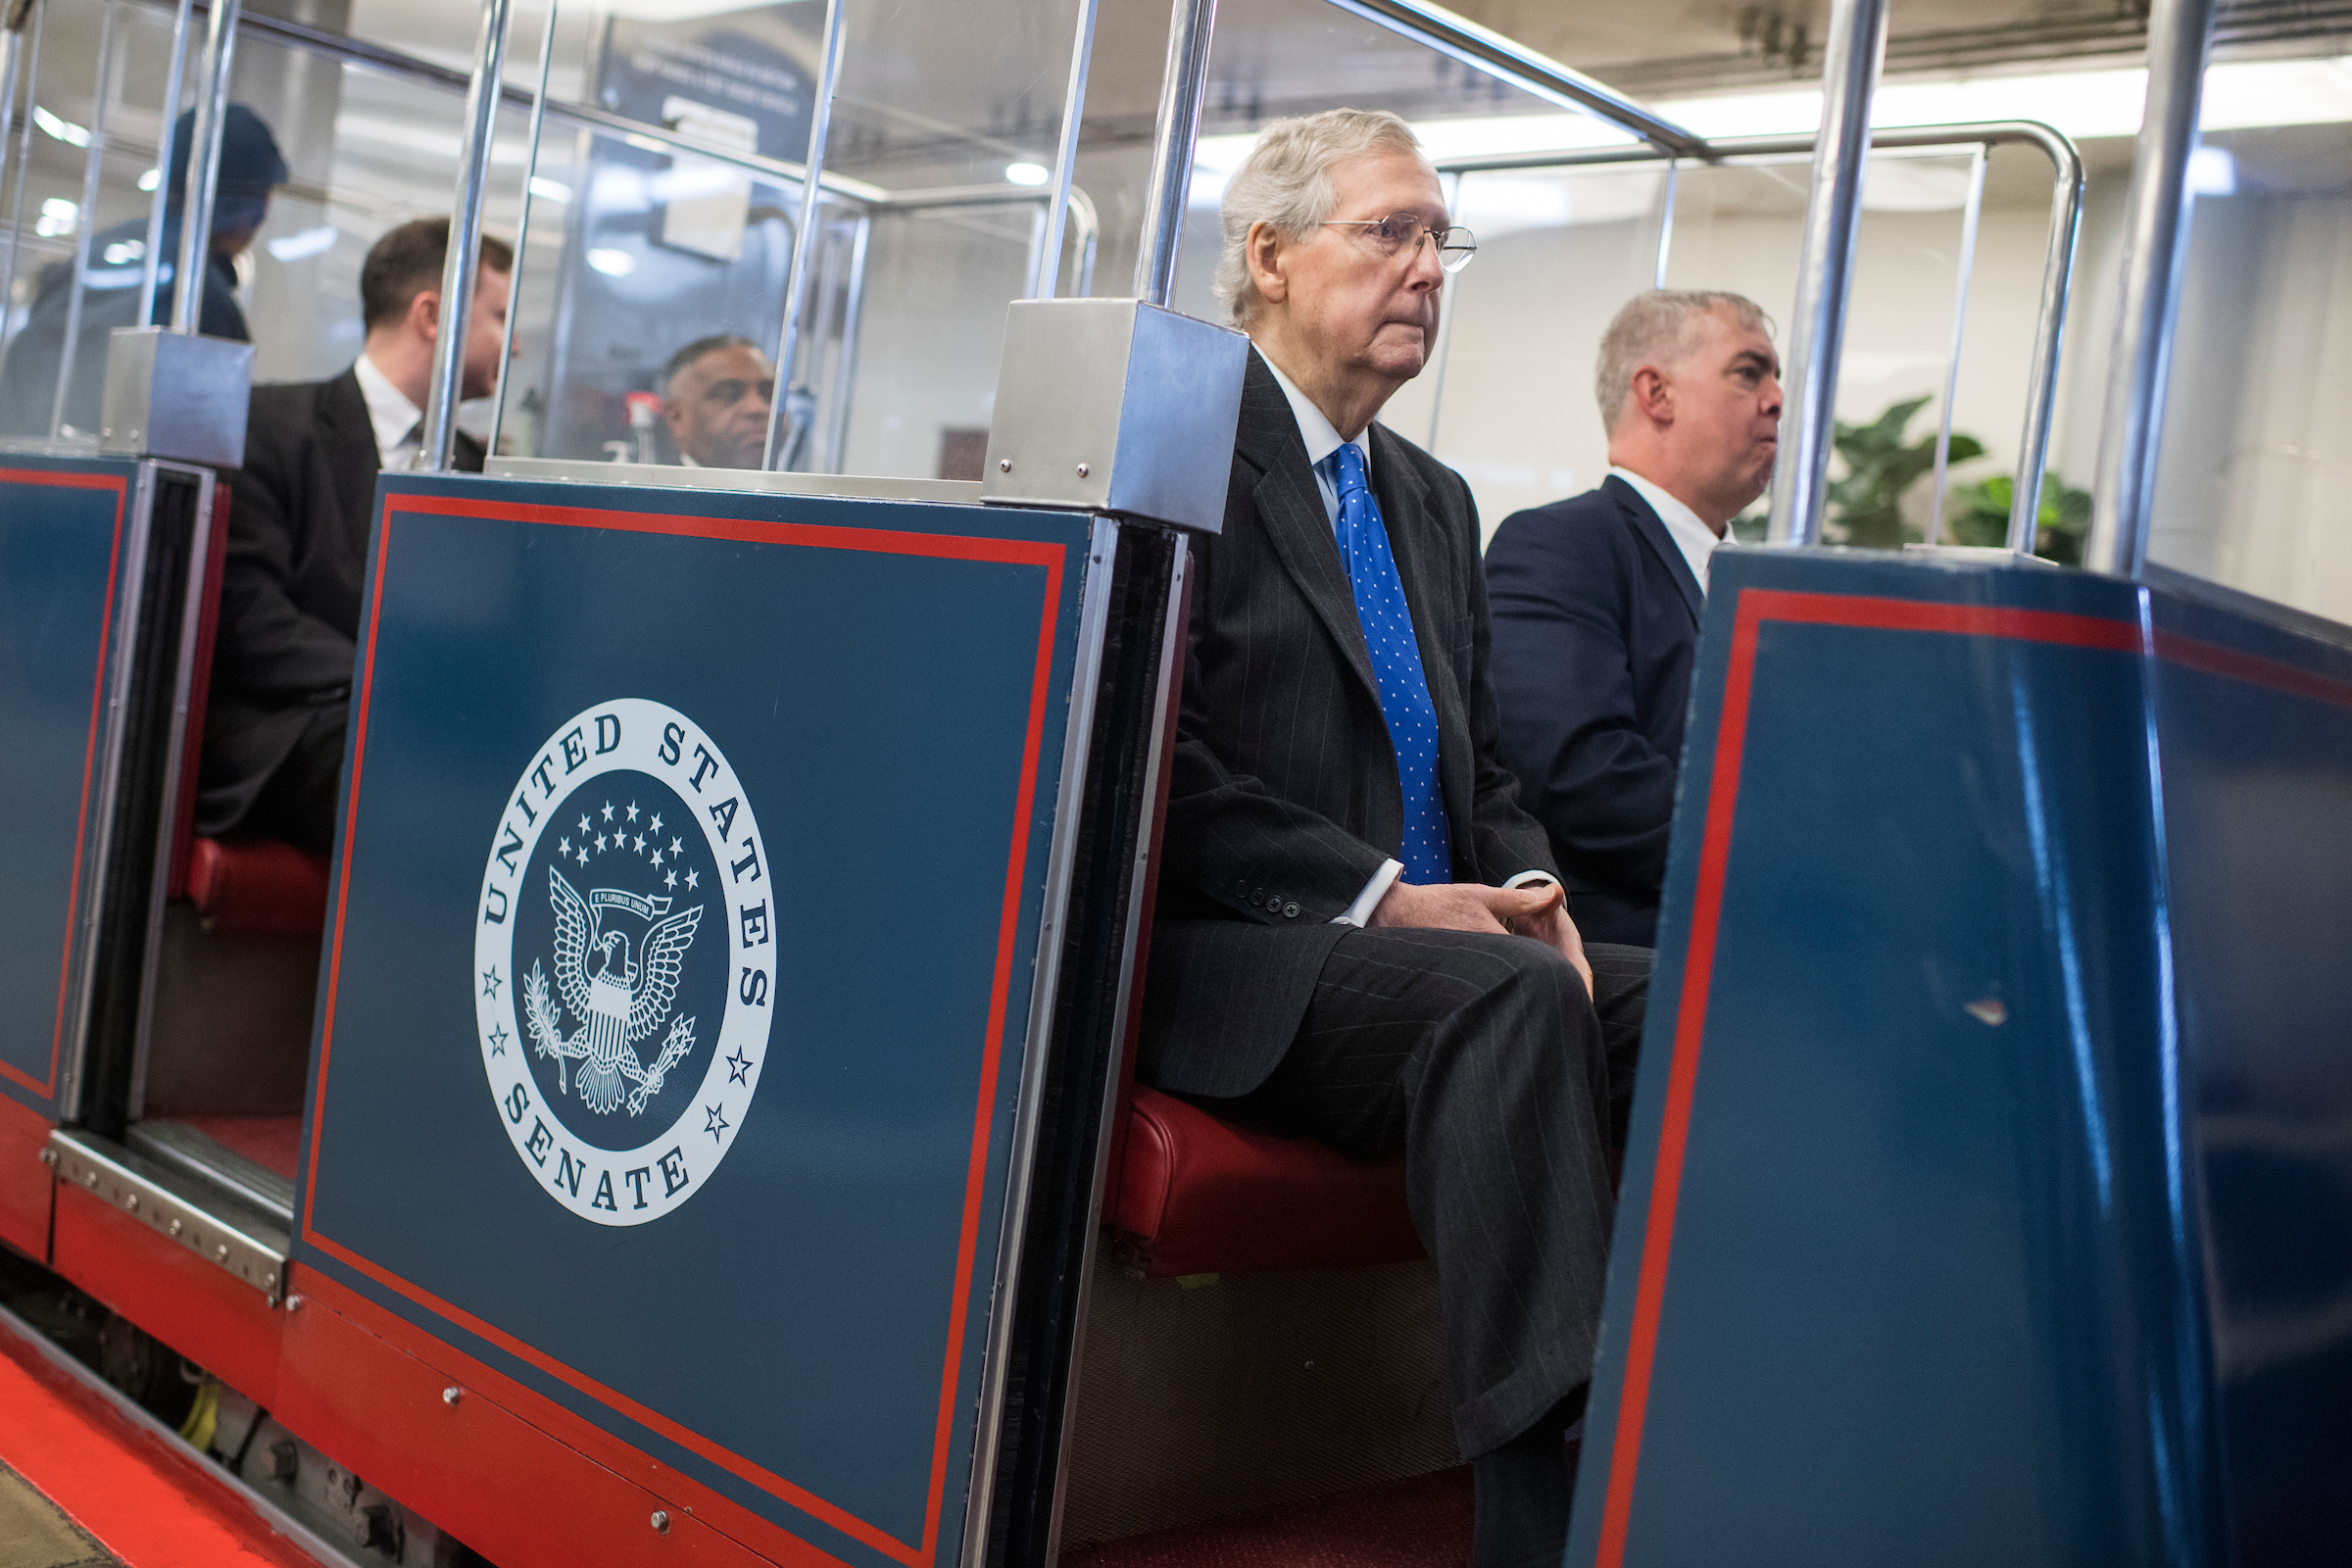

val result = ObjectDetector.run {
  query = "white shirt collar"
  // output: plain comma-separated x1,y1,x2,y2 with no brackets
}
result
352,352,423,471
1258,349,1370,473
1608,465,1729,595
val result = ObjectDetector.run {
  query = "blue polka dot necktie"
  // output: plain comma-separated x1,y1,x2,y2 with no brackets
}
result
1328,442,1451,885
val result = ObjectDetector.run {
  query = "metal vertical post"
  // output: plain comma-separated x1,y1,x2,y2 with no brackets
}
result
2084,0,2220,578
2007,127,2083,555
760,0,844,472
1763,0,1888,547
137,0,195,331
0,0,35,323
1653,156,1678,290
0,0,43,359
170,0,239,334
484,0,559,464
821,213,869,474
1423,169,1460,450
417,0,514,472
1926,146,1986,547
1131,0,1216,307
49,0,117,437
1031,0,1100,301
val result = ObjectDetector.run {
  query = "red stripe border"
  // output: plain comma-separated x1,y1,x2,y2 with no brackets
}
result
1592,586,2352,1566
302,490,1073,1566
0,467,130,1102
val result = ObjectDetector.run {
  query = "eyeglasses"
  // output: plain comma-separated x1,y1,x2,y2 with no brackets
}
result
1321,214,1478,272
703,376,775,408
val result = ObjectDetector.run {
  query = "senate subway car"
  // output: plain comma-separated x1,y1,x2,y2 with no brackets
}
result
0,0,2346,1564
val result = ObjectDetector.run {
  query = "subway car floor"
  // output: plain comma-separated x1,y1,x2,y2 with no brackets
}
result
0,1295,318,1568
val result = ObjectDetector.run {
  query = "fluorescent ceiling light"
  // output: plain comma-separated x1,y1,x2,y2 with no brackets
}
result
267,224,339,262
1647,55,2352,143
529,176,572,202
32,106,88,147
1004,161,1050,187
595,0,813,17
2187,144,2236,195
102,239,144,264
138,168,160,191
587,247,636,277
34,197,77,237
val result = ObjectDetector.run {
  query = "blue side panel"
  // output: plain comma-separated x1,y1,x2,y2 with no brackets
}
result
0,457,137,1120
2145,589,2352,1560
1567,553,2219,1568
294,474,1093,1568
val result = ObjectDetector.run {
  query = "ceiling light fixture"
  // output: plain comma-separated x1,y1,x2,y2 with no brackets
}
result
1004,162,1051,186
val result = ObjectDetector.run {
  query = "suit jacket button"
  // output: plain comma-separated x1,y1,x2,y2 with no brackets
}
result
1283,903,1299,918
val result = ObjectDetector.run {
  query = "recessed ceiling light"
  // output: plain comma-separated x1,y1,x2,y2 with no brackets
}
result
1004,162,1051,187
587,248,636,277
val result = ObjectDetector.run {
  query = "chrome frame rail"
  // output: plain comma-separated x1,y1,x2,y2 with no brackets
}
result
417,0,513,473
1765,0,1889,547
1434,120,2085,551
169,0,237,334
2086,0,2220,578
959,515,1122,1567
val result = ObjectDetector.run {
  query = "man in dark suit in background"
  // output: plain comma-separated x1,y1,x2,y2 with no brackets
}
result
196,218,514,855
1139,109,1650,1568
1485,291,1782,947
0,104,285,439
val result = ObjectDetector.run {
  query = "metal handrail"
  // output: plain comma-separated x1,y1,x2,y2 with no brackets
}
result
1766,0,1888,546
1327,0,1703,156
2085,0,2218,578
1433,119,2085,553
417,0,511,472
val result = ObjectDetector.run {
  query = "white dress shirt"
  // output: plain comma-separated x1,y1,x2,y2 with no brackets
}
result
1255,348,1554,925
1607,465,1730,595
353,352,424,472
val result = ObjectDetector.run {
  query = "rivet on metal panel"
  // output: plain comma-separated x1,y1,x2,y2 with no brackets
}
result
82,1170,98,1188
1075,462,1090,477
215,1244,230,1261
442,1386,462,1406
650,1510,670,1535
124,1194,138,1212
169,1218,183,1236
285,1294,304,1312
999,458,1012,472
38,1149,56,1167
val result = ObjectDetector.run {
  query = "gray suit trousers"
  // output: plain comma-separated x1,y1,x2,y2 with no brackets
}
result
1220,929,1651,1459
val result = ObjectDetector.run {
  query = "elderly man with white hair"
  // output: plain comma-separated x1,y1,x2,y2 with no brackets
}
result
1485,291,1784,949
1137,108,1652,1566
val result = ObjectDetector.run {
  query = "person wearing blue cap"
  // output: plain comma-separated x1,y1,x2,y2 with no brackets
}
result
0,103,288,438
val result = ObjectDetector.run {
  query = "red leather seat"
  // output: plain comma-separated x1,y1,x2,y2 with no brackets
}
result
186,837,330,938
1107,1086,1423,1278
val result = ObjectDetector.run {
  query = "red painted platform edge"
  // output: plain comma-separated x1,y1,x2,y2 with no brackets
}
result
0,1096,53,1260
49,1181,282,1405
0,1306,318,1568
282,1271,857,1568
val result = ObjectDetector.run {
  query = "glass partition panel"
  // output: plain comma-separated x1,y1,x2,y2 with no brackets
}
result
1427,145,2050,550
2146,113,2352,622
813,0,1091,480
1069,0,1657,489
0,0,189,443
479,0,830,466
230,28,533,417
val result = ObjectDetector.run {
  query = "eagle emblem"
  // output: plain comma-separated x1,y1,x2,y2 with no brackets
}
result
521,866,703,1116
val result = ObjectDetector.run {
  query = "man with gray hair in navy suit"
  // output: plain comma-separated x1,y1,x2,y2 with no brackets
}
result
1139,108,1652,1567
1486,290,1784,948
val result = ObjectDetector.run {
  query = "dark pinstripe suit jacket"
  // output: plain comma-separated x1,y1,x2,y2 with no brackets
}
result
1139,350,1558,1099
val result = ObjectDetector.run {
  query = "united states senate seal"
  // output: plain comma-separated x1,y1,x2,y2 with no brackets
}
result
474,699,773,1225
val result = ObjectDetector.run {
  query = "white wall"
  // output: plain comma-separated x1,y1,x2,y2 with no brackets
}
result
1416,164,2070,545
2150,191,2352,622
